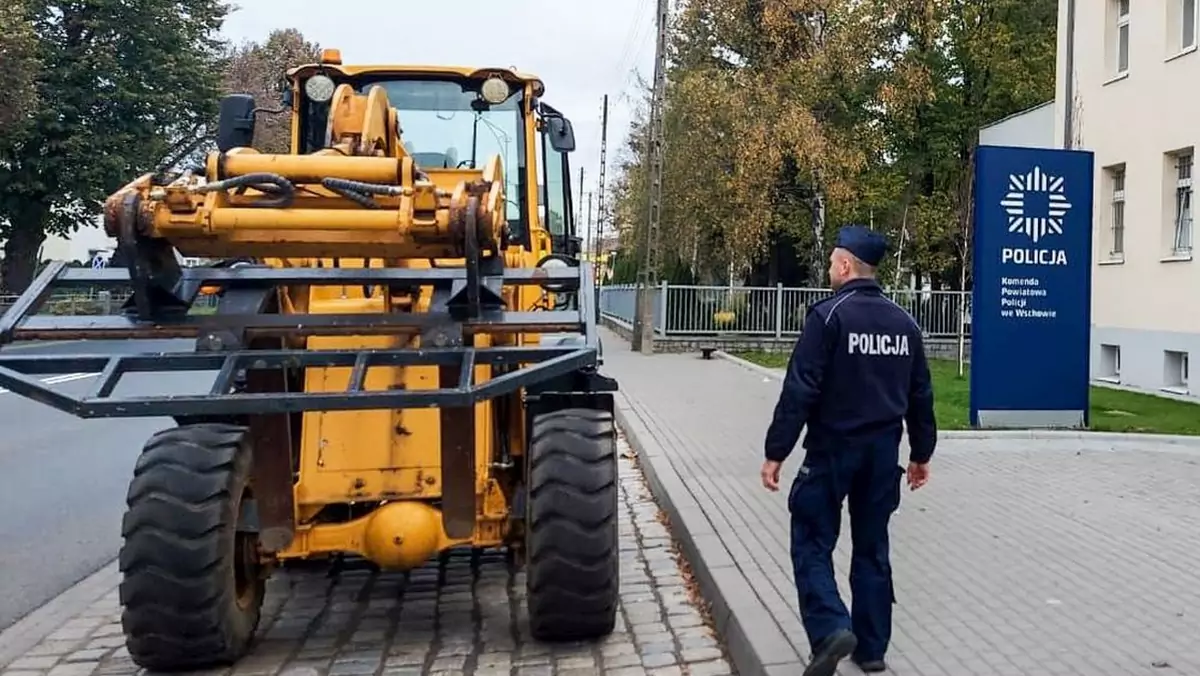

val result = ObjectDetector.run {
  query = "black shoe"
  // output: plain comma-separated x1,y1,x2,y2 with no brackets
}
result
803,629,857,676
853,656,888,673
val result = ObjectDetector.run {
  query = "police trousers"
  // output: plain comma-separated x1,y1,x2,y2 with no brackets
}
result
787,432,905,661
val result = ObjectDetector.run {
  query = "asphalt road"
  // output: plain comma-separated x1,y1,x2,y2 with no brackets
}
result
0,338,206,631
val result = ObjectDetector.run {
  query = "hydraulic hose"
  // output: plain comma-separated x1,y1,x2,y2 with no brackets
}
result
320,178,384,209
195,172,296,208
322,178,404,196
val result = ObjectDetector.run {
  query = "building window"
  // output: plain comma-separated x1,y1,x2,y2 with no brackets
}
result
1109,166,1126,258
1115,0,1131,73
1173,150,1193,256
1099,344,1121,381
1164,350,1190,393
1168,0,1197,56
1185,0,1197,50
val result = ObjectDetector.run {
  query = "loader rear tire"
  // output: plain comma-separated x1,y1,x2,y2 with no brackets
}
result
526,407,619,641
117,423,264,671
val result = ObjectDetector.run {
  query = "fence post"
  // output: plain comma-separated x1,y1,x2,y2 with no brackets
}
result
657,280,669,336
774,283,783,339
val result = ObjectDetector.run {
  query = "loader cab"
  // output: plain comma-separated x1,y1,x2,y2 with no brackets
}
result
285,57,580,262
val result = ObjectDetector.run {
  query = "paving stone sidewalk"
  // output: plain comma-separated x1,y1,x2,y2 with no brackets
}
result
0,436,735,676
601,329,1200,676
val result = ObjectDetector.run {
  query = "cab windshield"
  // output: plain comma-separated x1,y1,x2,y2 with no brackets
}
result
355,78,525,233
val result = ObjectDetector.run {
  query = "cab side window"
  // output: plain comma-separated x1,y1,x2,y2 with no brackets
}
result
540,130,569,239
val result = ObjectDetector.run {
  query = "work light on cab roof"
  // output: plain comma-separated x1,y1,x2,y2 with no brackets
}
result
304,73,336,103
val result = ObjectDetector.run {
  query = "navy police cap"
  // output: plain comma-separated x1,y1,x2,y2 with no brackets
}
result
834,224,889,267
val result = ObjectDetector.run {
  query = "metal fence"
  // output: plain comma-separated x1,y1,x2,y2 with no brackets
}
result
0,290,219,316
0,290,132,316
0,283,968,336
599,283,971,339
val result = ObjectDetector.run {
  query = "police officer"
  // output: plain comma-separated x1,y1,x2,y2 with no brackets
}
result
759,224,937,676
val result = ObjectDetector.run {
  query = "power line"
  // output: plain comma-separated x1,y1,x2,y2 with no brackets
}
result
609,0,655,91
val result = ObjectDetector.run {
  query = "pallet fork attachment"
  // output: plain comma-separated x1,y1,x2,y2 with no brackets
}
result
0,259,616,419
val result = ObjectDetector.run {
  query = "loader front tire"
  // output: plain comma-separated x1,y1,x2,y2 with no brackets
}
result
118,423,264,671
526,407,619,641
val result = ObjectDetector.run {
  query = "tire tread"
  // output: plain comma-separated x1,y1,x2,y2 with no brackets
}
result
118,422,263,671
525,407,619,641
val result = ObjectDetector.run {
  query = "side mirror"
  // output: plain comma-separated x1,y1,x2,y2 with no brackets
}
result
217,94,257,152
545,116,576,153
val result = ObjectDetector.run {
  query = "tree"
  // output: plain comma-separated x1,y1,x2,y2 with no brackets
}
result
611,0,888,285
0,1,39,142
610,0,1060,290
0,0,230,293
221,29,322,154
870,0,1059,288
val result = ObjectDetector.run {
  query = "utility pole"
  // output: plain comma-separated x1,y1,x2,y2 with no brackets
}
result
585,192,594,259
595,95,610,288
632,0,669,353
577,166,586,247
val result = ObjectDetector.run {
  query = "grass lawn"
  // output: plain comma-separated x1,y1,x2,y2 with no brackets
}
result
730,350,1200,435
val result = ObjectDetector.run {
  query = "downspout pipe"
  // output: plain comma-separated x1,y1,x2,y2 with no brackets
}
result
1063,0,1076,149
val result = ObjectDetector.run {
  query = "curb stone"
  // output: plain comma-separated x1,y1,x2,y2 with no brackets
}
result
614,393,806,676
0,561,119,669
714,349,1200,447
713,350,787,383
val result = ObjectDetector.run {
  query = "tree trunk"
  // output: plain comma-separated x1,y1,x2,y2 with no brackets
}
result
808,192,827,287
2,205,49,295
948,259,964,291
766,229,780,286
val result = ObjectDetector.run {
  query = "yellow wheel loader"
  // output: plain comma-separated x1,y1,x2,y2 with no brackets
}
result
0,49,619,671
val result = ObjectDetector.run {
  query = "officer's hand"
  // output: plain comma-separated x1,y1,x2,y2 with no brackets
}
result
761,460,782,492
907,461,930,490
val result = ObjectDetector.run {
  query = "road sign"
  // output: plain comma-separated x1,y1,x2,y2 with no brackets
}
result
969,145,1095,429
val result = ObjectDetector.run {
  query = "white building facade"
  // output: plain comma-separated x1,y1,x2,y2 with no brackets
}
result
978,101,1056,149
38,223,114,264
1053,0,1198,397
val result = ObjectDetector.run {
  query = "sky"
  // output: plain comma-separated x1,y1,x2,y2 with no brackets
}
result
219,0,660,223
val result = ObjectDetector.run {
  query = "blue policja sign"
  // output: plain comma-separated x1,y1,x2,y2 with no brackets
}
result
970,145,1095,428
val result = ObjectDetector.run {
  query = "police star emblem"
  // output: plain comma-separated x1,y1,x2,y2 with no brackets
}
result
1000,165,1073,244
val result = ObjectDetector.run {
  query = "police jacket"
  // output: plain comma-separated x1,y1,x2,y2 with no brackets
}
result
763,278,937,464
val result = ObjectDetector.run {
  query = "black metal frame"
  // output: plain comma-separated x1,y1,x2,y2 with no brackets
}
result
0,345,599,418
0,246,614,420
